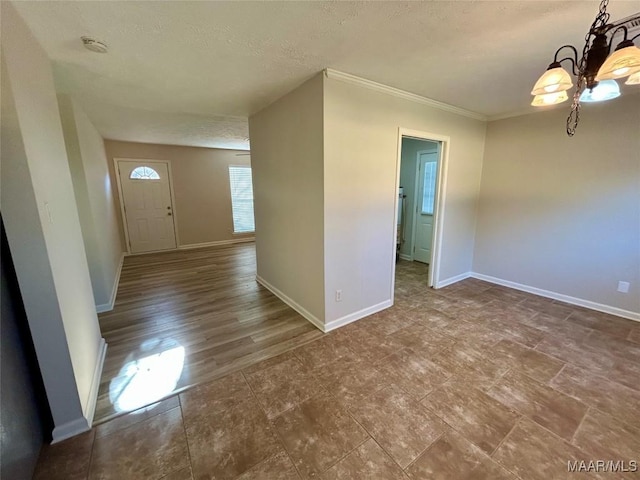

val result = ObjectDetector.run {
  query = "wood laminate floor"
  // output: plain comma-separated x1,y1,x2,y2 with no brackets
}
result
93,242,323,423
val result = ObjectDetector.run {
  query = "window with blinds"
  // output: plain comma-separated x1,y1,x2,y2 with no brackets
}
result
228,166,255,233
421,162,438,215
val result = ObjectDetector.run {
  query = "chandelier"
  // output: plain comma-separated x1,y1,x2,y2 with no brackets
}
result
530,0,640,136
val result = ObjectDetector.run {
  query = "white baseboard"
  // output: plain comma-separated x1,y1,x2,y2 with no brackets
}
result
324,300,393,332
52,417,91,444
399,253,413,261
470,272,640,323
178,237,255,250
435,271,472,289
255,275,325,331
52,338,107,442
96,253,124,313
83,337,107,427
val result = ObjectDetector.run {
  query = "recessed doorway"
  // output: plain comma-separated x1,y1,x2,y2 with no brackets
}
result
393,129,449,290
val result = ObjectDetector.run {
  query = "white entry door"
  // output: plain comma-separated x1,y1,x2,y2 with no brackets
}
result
413,152,438,264
117,160,177,253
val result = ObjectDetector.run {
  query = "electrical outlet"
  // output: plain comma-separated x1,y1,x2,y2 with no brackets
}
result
617,281,630,293
335,289,342,302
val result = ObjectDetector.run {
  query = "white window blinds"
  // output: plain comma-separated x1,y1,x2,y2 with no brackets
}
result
228,166,255,233
421,162,437,215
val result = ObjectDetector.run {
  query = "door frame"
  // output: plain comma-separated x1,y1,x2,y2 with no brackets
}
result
392,128,450,290
410,148,438,263
113,158,180,254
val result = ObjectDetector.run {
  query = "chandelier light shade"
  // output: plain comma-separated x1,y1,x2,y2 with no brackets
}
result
531,66,573,95
595,42,640,80
579,79,621,102
625,71,640,85
531,91,569,106
529,1,640,136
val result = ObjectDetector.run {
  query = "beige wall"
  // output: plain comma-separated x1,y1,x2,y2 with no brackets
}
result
249,74,325,323
59,96,124,309
1,3,103,440
475,95,640,315
103,140,252,248
323,76,487,323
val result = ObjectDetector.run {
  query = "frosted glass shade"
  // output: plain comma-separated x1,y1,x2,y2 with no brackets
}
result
625,71,640,85
531,66,573,95
531,91,569,106
595,45,640,81
579,80,620,103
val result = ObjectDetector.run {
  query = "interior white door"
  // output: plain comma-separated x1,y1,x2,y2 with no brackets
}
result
117,161,177,253
414,152,438,264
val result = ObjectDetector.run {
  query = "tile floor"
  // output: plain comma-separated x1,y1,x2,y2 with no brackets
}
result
34,261,640,479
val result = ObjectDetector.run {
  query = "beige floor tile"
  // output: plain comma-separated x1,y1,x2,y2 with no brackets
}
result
33,430,95,480
491,339,565,383
293,334,353,369
362,308,416,336
332,326,403,363
519,298,574,319
390,322,456,354
185,396,282,480
374,347,451,398
487,369,587,441
244,355,325,418
95,395,180,438
405,430,490,480
242,350,300,375
572,408,640,471
179,371,252,421
348,385,446,469
423,380,520,454
160,466,193,480
567,309,635,339
549,364,640,429
521,312,593,339
493,418,607,480
89,407,189,480
322,439,407,480
272,392,369,478
235,451,300,480
312,352,389,406
536,335,617,373
431,341,508,388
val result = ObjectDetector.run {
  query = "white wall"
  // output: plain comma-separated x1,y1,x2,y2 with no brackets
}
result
475,95,640,316
1,3,104,441
399,138,438,258
249,74,325,323
59,95,124,310
323,76,487,323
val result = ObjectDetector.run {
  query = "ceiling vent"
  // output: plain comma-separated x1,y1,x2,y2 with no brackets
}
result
81,36,108,53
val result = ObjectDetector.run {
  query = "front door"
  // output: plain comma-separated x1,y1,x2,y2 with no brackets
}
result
414,151,438,264
117,160,177,253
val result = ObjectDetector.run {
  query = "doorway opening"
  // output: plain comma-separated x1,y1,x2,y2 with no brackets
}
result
393,129,449,293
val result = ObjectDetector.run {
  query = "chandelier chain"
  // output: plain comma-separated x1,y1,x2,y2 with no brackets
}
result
567,0,610,136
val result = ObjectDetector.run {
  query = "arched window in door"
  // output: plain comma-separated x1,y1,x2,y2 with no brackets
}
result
130,166,160,180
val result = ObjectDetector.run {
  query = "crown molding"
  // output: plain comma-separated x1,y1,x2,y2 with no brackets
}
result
324,68,487,122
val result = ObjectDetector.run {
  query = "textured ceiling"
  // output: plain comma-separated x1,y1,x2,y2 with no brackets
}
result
10,1,640,149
